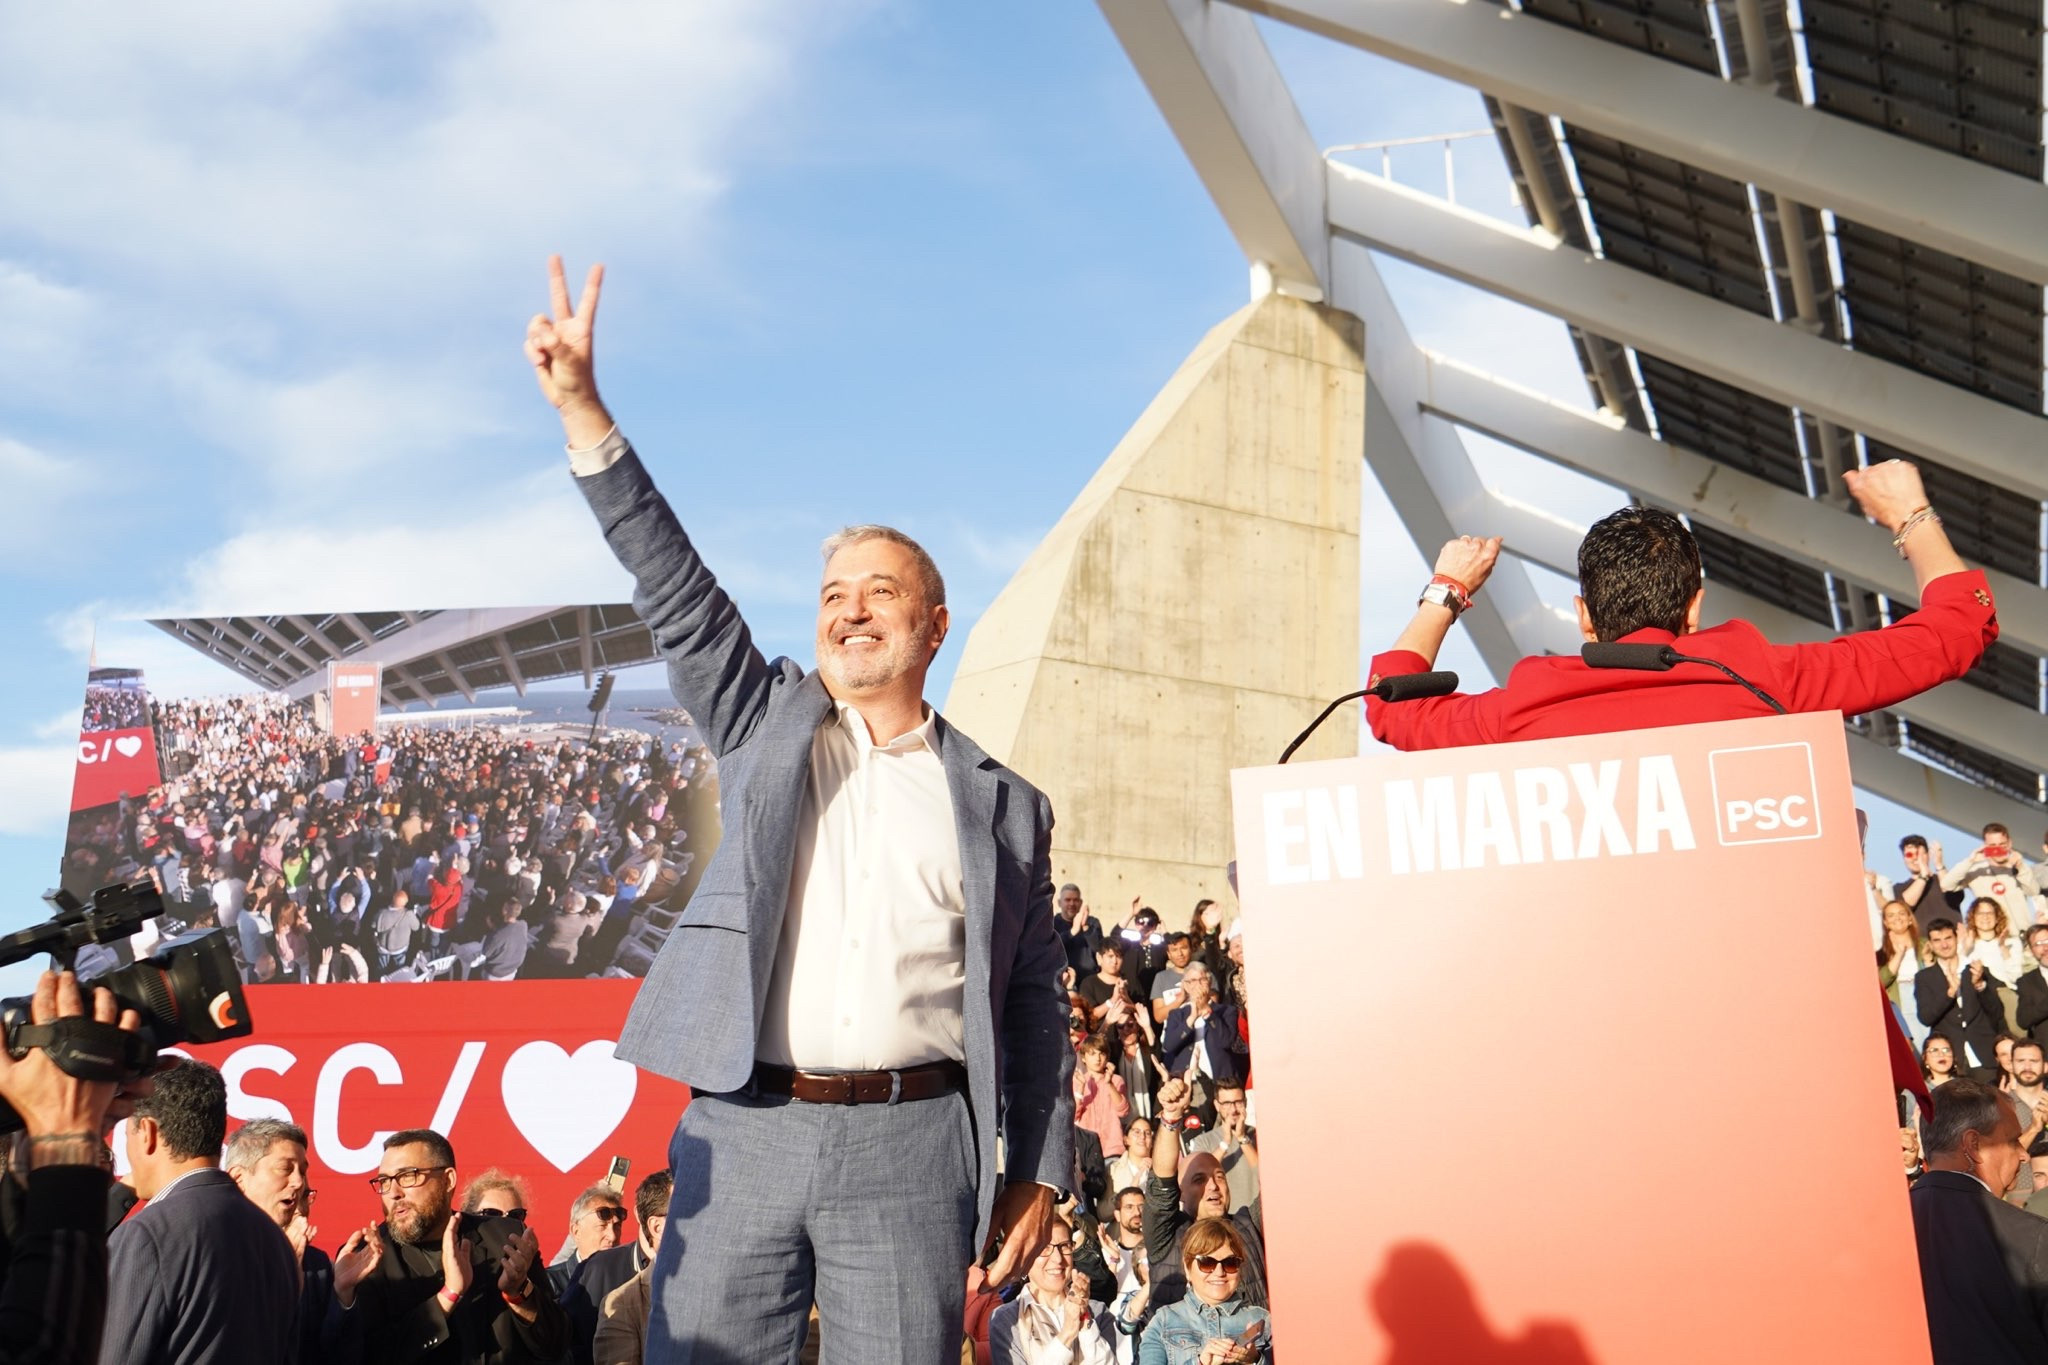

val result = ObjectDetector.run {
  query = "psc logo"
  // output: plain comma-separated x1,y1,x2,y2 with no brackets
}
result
1707,741,1822,846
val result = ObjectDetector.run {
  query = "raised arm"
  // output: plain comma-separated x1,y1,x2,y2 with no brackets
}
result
1386,536,1504,668
1766,460,1995,717
526,257,782,755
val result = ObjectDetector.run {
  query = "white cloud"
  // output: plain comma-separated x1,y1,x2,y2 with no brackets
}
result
0,745,76,838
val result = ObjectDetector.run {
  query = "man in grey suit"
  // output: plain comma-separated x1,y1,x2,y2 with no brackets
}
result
525,257,1075,1364
100,1060,299,1365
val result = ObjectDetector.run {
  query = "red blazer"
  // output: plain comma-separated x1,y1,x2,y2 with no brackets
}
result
1367,569,1999,751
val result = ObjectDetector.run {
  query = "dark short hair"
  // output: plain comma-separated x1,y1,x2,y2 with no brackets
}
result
635,1170,674,1227
1927,918,1960,936
1164,932,1190,948
134,1059,228,1161
2015,1040,2045,1061
1925,1077,2011,1157
1576,506,1702,641
1901,835,1928,852
1113,1185,1145,1208
384,1128,456,1168
1095,940,1123,957
1986,823,2012,839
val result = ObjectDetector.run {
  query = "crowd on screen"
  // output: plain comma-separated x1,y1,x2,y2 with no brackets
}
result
80,680,148,734
62,690,716,987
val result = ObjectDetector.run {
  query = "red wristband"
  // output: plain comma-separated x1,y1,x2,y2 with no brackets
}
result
1428,575,1474,611
501,1280,532,1307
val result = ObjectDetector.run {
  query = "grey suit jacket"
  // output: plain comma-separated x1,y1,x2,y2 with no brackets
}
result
577,437,1076,1244
101,1167,299,1365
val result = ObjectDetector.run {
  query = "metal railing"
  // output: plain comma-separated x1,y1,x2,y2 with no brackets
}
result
1324,130,1495,208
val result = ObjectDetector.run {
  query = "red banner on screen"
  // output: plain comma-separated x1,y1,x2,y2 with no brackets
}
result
327,660,381,737
71,727,163,812
165,981,687,1252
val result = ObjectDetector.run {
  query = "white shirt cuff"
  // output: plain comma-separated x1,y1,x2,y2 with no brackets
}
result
567,426,629,477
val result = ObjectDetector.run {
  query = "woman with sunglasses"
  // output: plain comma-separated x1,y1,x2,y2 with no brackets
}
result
1138,1218,1270,1365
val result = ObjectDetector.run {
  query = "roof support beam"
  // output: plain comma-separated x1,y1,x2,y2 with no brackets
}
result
149,620,295,691
1332,239,1581,680
240,616,330,678
578,607,594,688
1414,353,2048,654
434,653,478,705
1326,165,2048,501
1096,0,1328,295
493,634,527,697
1229,0,2048,286
1844,730,2048,842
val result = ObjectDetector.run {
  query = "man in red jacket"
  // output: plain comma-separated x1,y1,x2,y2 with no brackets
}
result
1366,461,1994,748
1366,458,1994,1109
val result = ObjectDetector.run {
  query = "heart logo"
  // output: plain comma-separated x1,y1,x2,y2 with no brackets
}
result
113,735,142,758
499,1040,637,1172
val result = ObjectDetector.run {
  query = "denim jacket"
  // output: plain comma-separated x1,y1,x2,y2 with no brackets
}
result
1137,1294,1270,1365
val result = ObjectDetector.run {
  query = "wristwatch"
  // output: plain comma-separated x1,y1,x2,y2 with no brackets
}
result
1418,578,1472,617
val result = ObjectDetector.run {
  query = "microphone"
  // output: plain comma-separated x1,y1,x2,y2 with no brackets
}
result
1578,642,1787,714
1372,671,1459,703
1580,642,1675,672
1278,672,1459,764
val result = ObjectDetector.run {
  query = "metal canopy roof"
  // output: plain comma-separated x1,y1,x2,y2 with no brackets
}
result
1099,0,2048,828
152,604,657,708
1492,0,2047,804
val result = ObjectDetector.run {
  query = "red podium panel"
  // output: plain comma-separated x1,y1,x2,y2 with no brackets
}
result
1230,713,1927,1364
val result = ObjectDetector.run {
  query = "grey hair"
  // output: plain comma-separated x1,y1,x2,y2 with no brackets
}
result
224,1118,308,1172
820,525,946,607
571,1183,623,1222
1924,1077,2012,1157
1058,883,1081,898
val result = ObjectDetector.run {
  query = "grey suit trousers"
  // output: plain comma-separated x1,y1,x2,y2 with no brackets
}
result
648,1091,978,1365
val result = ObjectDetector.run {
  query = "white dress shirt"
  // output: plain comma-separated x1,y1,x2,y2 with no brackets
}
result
988,1288,1117,1365
757,700,967,1071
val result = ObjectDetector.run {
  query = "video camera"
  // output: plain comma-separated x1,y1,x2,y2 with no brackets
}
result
0,880,252,1134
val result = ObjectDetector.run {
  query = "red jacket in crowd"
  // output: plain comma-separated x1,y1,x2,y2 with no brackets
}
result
1366,568,1998,750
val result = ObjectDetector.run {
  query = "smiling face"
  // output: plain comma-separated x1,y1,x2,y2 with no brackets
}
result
814,537,948,697
1026,1219,1077,1300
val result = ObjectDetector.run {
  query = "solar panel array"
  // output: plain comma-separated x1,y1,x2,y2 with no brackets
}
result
1490,0,2047,805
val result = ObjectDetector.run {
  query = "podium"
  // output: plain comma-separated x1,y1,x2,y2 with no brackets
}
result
1230,712,1929,1363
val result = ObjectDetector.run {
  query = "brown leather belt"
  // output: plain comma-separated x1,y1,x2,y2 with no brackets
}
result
751,1059,967,1105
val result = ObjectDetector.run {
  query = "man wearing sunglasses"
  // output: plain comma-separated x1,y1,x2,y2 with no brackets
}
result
546,1187,629,1299
330,1128,570,1365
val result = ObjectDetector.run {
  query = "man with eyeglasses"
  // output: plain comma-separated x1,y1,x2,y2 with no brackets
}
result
331,1127,570,1364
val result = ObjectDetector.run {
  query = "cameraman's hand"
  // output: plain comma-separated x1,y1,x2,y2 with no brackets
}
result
0,970,139,1165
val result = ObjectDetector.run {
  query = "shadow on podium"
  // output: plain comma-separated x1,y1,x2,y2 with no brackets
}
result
1369,1242,1599,1365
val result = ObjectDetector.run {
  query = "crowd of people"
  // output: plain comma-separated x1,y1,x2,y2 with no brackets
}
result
61,690,719,987
1875,821,2048,1359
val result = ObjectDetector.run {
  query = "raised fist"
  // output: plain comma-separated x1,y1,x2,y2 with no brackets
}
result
1431,536,1503,595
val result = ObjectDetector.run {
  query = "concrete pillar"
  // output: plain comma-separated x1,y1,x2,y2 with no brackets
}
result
943,292,1362,924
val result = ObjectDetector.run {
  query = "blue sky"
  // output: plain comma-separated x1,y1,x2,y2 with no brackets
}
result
0,3,1982,955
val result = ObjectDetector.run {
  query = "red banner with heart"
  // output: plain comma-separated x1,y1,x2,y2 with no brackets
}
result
70,726,163,812
166,980,688,1254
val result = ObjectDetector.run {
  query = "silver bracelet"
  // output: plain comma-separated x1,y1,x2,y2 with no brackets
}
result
1892,506,1940,558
